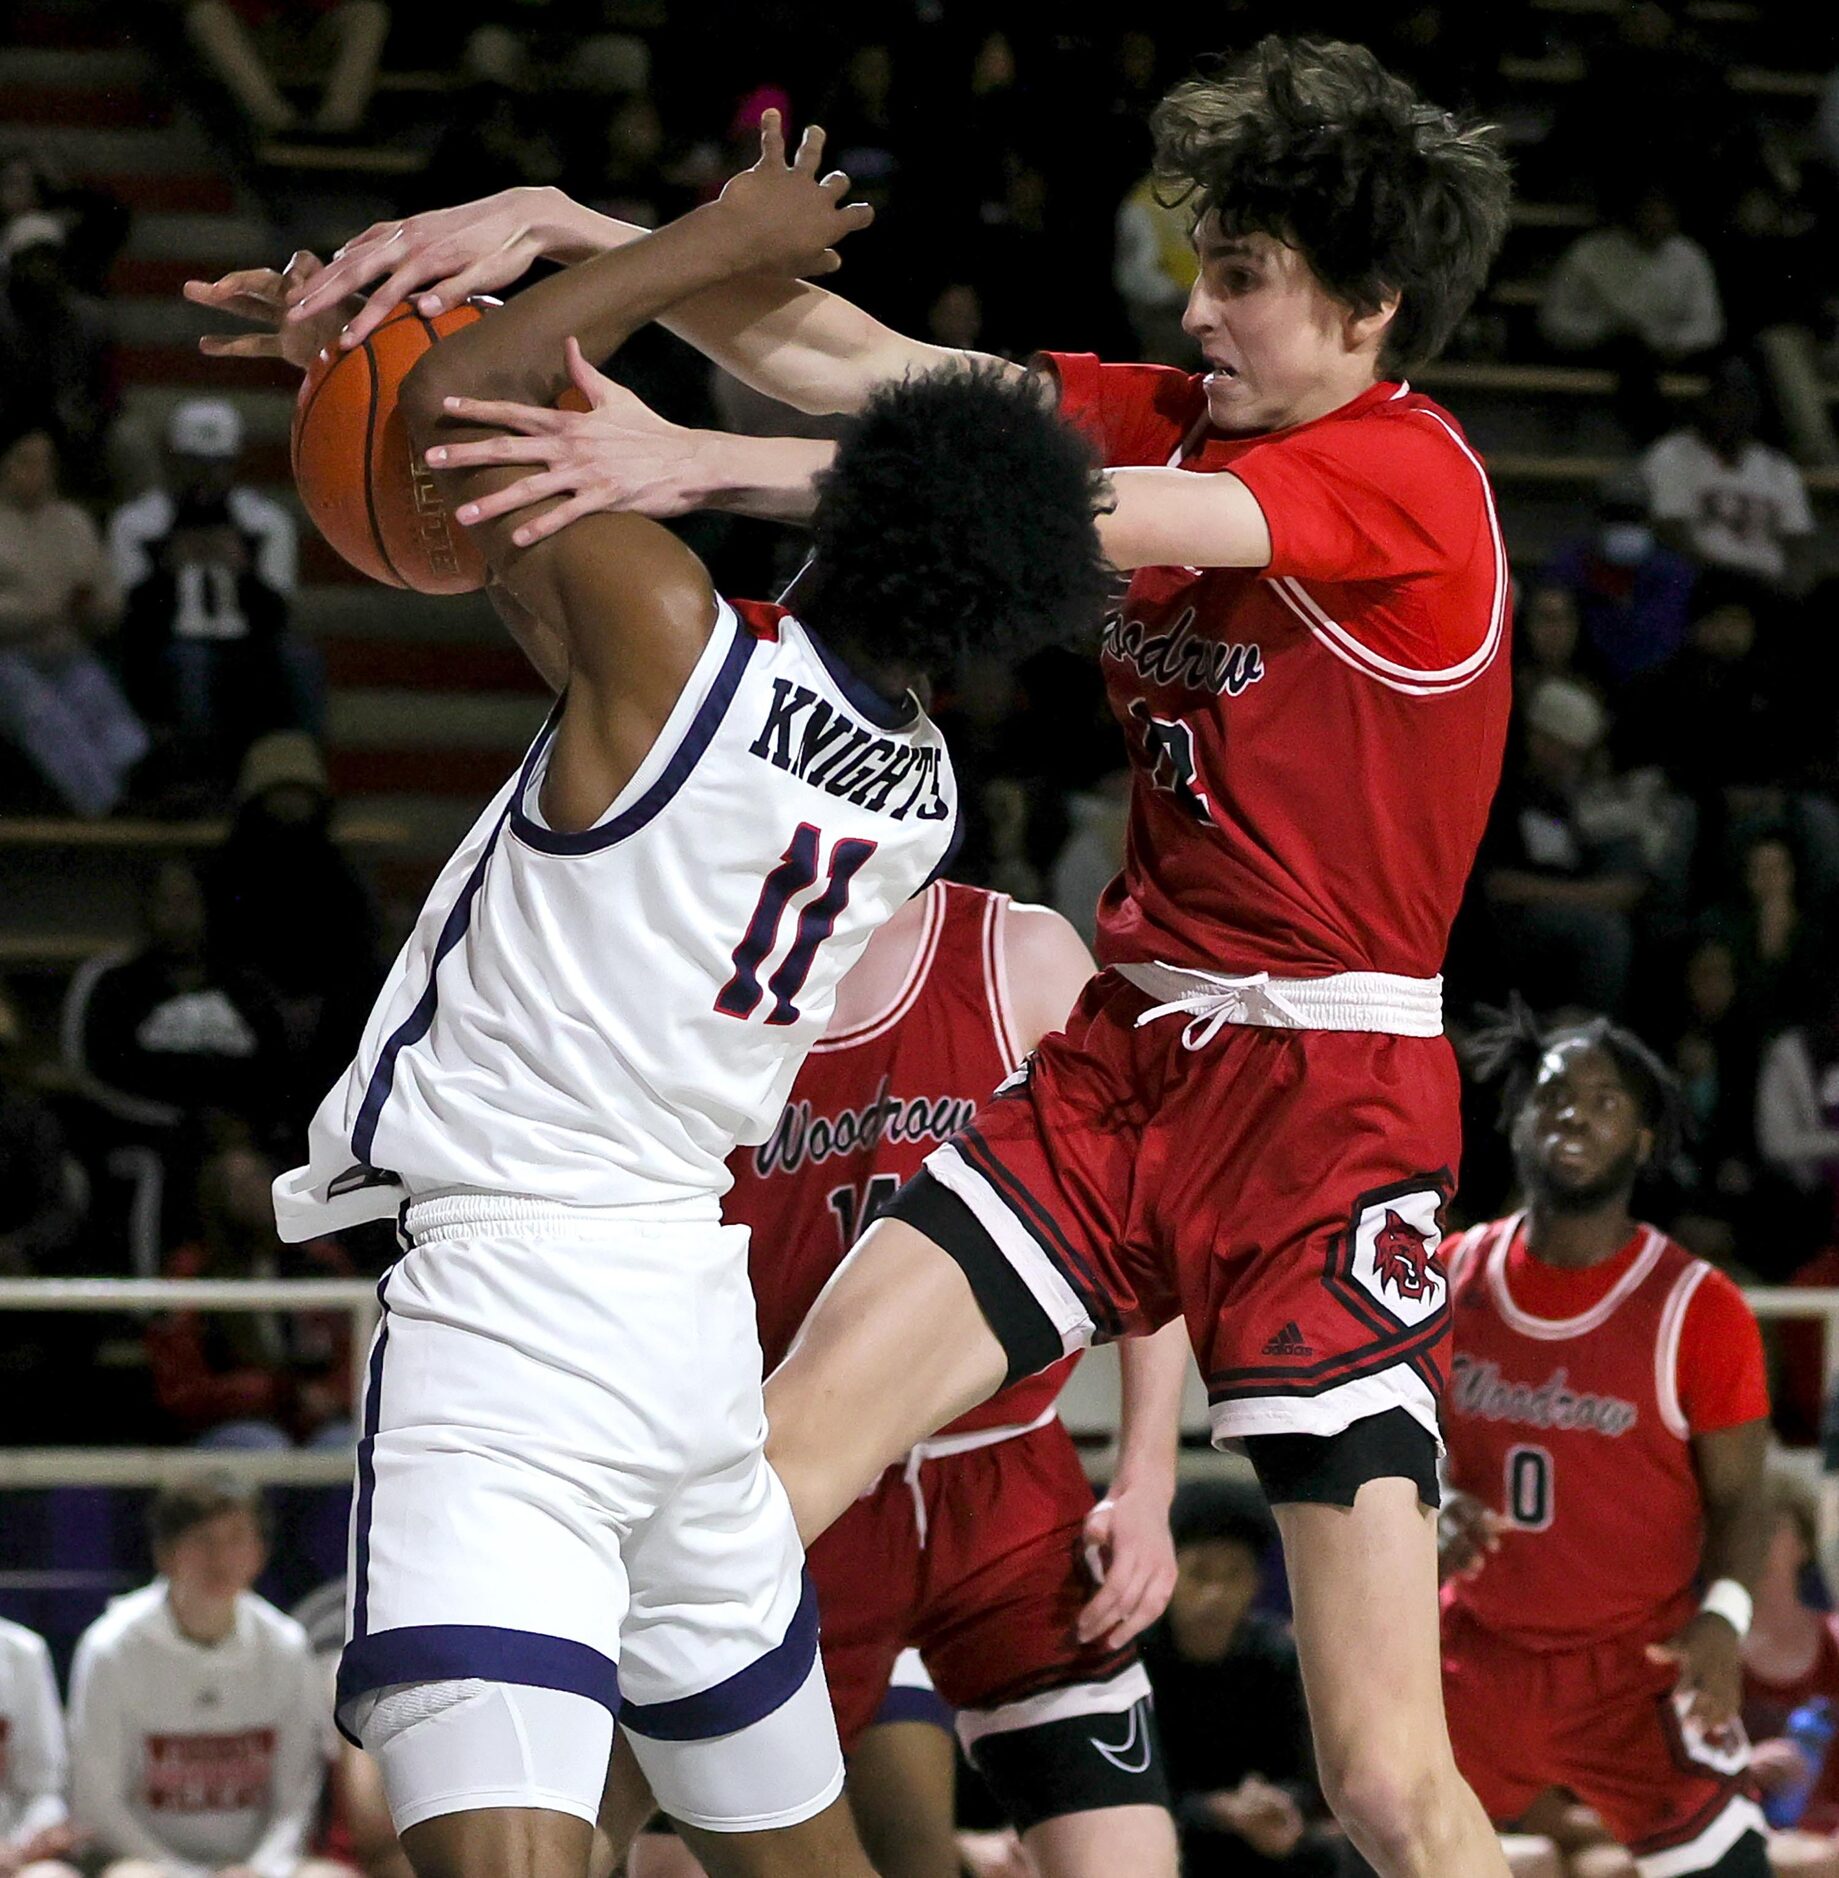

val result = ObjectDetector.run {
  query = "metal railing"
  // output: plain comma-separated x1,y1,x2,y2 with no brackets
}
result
0,1278,380,1488
0,1279,1832,1489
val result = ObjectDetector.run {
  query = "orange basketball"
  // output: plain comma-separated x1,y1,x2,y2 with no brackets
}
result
291,300,491,595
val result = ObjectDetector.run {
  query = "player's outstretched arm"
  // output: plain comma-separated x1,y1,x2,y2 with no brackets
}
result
285,117,998,415
400,119,870,702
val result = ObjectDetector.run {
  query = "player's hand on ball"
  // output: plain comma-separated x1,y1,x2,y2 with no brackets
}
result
714,108,874,277
428,339,708,535
186,251,352,371
1750,1736,1815,1795
1076,1479,1179,1650
1648,1610,1744,1733
285,187,573,349
1437,1491,1505,1582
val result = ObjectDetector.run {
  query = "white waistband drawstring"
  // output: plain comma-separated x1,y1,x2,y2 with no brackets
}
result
1116,961,1444,1042
896,1405,1060,1547
1128,966,1307,1050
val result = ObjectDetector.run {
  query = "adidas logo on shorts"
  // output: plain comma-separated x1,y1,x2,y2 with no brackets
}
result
1262,1321,1312,1358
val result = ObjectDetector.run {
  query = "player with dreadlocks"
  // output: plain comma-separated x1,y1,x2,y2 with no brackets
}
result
1438,1006,1772,1877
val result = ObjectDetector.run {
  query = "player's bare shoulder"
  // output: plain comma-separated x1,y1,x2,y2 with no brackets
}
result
999,900,1097,1054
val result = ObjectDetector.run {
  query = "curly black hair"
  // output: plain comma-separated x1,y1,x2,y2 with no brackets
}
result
1469,997,1686,1168
1152,36,1512,373
798,360,1111,676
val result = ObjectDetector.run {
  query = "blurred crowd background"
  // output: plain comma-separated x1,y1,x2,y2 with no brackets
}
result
3,2,1839,1872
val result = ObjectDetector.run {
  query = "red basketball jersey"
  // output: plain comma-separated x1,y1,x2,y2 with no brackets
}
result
1044,354,1511,981
1442,1213,1768,1648
729,880,1078,1435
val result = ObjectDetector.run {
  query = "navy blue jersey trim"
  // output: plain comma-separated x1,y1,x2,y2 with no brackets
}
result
349,1271,391,1642
336,1624,622,1745
510,616,757,855
619,1572,819,1742
803,625,919,731
348,792,524,1168
920,800,964,891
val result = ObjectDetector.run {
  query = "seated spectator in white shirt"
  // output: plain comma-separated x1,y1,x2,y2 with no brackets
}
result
1643,364,1816,592
0,1614,81,1878
67,1474,345,1878
1540,179,1724,442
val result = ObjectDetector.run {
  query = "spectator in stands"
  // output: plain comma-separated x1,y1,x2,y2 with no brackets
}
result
0,1613,80,1878
1643,364,1817,592
183,0,390,140
1708,833,1833,1046
1516,582,1599,694
818,43,901,193
61,858,288,1148
1480,678,1646,1015
1139,1480,1337,1877
67,1474,338,1878
1618,578,1839,901
0,981,85,1279
1742,1473,1839,1851
413,26,565,210
109,398,318,797
0,421,143,818
1661,937,1761,1260
1543,472,1697,691
0,143,130,301
201,734,381,1127
146,1140,353,1448
1114,171,1199,365
1756,980,1839,1241
0,218,116,486
1539,179,1724,442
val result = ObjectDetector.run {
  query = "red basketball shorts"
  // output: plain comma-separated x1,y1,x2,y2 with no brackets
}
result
807,1415,1148,1757
917,969,1461,1445
1442,1600,1767,1874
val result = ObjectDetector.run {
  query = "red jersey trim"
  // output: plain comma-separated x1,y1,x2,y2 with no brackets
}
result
981,893,1023,1065
811,882,946,1053
1261,406,1508,697
1485,1215,1668,1339
1656,1261,1708,1440
730,596,786,642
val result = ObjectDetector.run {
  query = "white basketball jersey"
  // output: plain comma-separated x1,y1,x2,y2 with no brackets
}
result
274,599,958,1237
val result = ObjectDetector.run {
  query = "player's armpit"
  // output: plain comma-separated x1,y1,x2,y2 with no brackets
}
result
1098,466,1273,572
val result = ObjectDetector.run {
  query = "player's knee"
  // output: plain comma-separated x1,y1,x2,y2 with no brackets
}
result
1318,1742,1462,1867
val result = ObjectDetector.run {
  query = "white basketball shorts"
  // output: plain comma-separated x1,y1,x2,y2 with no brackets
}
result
334,1192,840,1829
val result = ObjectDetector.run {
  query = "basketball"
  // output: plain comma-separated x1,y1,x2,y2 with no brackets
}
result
290,299,491,595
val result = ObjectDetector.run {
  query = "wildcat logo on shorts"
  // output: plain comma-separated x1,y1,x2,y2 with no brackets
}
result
1347,1189,1446,1327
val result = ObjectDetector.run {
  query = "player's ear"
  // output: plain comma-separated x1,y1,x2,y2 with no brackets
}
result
1634,1124,1657,1170
1344,289,1400,357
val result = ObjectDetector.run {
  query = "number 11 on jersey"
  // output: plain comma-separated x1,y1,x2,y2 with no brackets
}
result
717,822,879,1026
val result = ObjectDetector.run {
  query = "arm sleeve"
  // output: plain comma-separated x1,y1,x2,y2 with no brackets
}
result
1034,352,1198,467
1229,407,1489,589
3,1634,69,1848
67,1633,207,1876
1677,1266,1770,1434
241,1647,324,1878
1668,244,1725,355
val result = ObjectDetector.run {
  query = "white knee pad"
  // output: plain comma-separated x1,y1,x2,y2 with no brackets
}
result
622,1656,845,1835
346,1678,615,1832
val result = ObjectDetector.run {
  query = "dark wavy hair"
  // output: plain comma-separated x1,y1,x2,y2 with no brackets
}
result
800,360,1111,675
1151,35,1512,372
1469,997,1686,1167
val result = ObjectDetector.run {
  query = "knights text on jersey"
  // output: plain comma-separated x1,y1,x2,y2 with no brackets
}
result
1044,353,1511,981
726,880,1077,1435
1440,1215,1765,1648
274,599,958,1236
